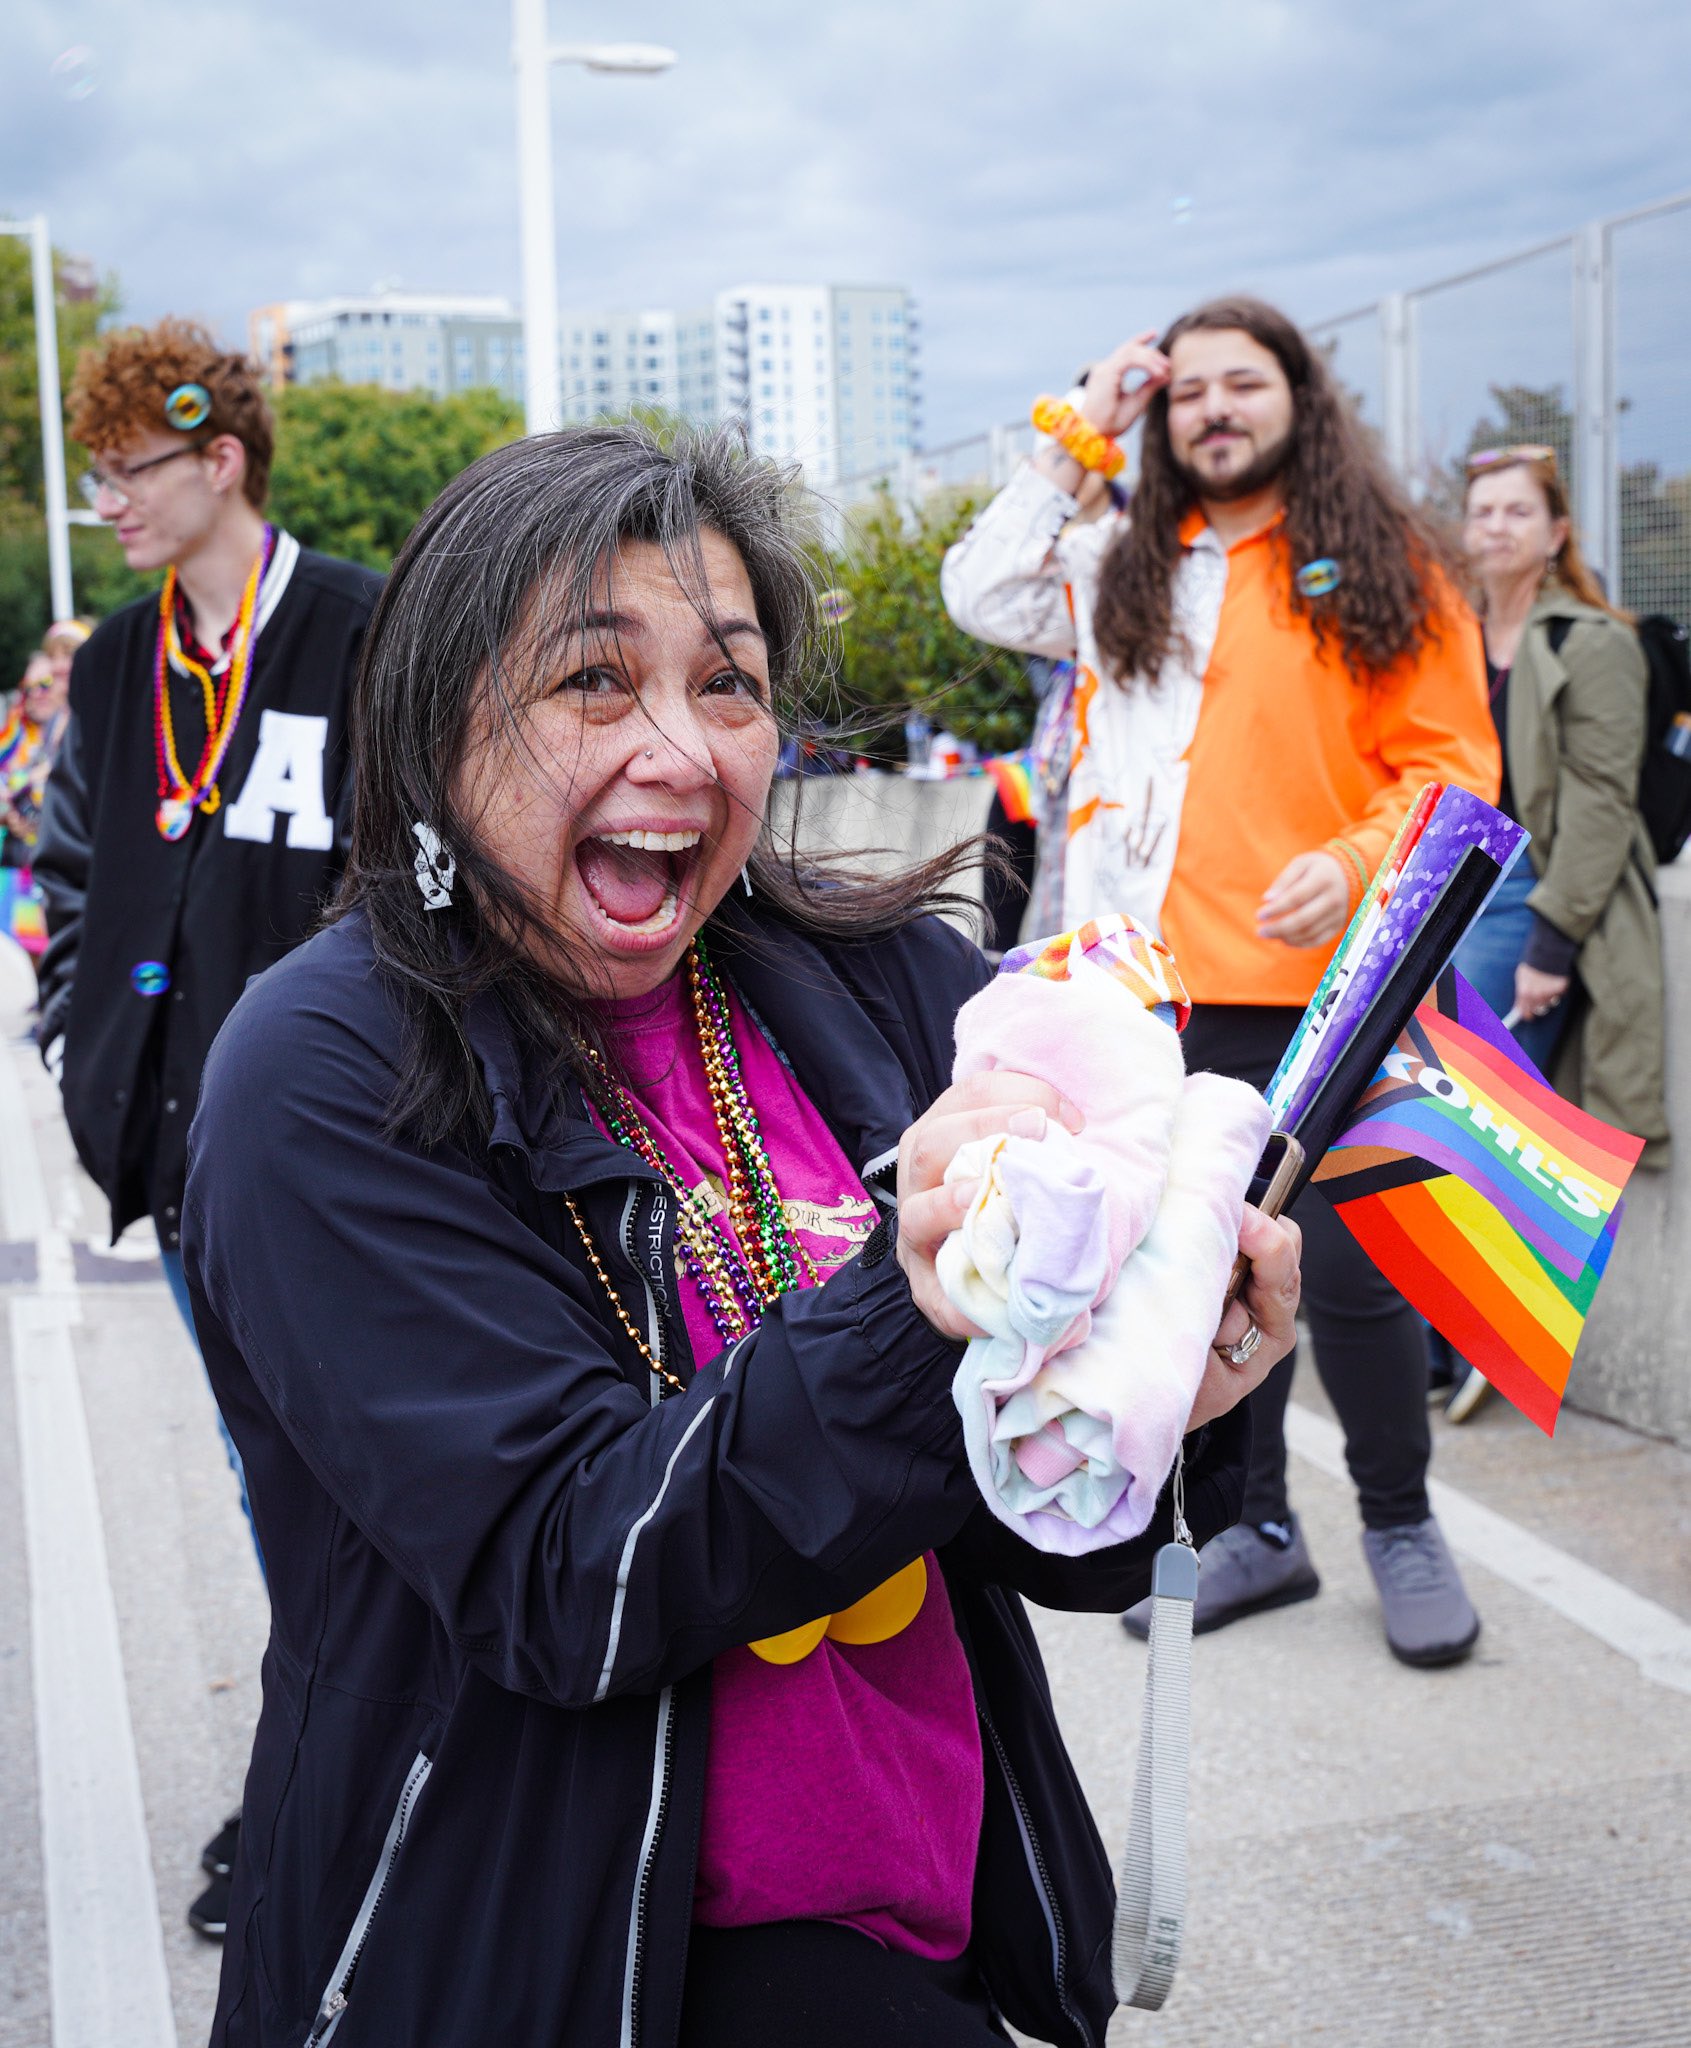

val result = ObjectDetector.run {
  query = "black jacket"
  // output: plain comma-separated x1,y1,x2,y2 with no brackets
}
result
183,905,1248,2048
33,537,380,1244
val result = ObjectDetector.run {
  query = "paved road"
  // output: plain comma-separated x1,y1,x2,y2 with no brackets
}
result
2,945,1687,2048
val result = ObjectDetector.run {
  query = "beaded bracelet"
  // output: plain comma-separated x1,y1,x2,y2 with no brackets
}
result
1031,395,1126,480
1326,836,1371,911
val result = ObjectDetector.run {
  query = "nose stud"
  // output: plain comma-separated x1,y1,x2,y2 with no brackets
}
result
643,748,655,760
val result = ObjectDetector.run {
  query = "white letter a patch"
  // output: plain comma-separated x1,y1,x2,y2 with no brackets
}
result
223,710,333,850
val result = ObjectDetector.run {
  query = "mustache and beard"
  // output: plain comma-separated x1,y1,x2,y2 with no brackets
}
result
1171,418,1296,502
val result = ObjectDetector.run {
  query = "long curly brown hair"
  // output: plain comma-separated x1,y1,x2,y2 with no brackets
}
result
1093,296,1456,686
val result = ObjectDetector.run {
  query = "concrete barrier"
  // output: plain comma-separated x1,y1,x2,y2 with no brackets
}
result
1565,861,1690,1448
780,772,1690,1447
772,770,996,900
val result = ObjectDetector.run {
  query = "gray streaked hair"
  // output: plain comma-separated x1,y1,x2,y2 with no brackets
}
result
338,420,987,1145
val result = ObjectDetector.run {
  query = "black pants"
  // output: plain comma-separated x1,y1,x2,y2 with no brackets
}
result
680,1922,1010,2045
1184,1005,1433,1533
982,792,1038,957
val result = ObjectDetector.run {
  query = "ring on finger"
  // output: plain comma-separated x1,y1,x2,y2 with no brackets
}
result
1214,1321,1263,1368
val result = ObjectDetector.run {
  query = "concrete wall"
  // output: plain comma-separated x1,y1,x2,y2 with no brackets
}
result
781,773,1691,1448
772,771,996,897
1564,863,1691,1447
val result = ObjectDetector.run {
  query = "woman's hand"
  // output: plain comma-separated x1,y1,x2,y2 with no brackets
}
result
896,1070,1085,1342
1257,850,1352,948
1514,962,1570,1023
1186,1205,1302,1433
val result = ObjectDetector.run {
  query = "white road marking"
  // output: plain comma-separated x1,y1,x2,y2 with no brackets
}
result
1286,1403,1691,1697
4,1020,179,2048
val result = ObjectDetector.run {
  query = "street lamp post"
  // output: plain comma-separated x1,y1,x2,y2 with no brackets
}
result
2,214,74,618
510,3,677,435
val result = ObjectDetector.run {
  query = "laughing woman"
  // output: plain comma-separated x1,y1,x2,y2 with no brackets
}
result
182,426,1299,2048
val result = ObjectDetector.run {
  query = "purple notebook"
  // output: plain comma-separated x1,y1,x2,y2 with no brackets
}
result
1278,788,1527,1134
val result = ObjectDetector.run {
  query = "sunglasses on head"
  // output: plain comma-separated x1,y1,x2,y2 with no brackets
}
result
1466,444,1557,473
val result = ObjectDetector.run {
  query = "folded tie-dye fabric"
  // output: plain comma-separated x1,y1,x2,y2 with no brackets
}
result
941,916,1270,1554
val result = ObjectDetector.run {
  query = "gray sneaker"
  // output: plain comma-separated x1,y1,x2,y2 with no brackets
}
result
1120,1517,1320,1640
1362,1517,1480,1667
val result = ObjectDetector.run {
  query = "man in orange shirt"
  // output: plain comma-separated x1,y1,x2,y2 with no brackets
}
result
944,296,1499,1667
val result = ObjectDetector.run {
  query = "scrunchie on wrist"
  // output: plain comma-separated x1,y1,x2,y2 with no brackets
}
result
1031,395,1126,480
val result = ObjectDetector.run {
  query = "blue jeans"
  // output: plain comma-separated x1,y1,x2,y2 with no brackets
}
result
161,1248,265,1580
1451,862,1573,1077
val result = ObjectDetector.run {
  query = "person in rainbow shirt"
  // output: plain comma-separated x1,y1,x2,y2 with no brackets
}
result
945,295,1501,1670
0,647,72,961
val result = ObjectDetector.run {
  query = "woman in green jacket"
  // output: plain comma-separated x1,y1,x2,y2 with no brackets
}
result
1438,446,1669,1419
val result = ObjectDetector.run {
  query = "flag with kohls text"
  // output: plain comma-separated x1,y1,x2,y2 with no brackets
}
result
1312,967,1644,1434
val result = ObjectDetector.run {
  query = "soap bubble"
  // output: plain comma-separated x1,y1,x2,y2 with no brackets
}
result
1295,558,1342,598
50,47,97,100
819,587,855,625
130,960,171,999
1171,195,1194,226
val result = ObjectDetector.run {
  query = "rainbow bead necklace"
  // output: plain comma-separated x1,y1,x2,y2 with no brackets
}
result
152,526,270,841
578,937,812,1363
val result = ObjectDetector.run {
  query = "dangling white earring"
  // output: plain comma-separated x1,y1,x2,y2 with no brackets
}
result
412,821,455,910
741,866,753,897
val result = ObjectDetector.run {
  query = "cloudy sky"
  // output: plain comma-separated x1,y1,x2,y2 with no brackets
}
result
6,0,1691,449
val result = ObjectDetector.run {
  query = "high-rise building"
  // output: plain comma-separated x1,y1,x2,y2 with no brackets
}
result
248,282,920,484
714,284,918,486
248,293,524,402
557,306,717,426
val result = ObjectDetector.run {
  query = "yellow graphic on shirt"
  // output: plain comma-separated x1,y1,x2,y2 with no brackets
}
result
748,1556,929,1666
680,1166,897,1661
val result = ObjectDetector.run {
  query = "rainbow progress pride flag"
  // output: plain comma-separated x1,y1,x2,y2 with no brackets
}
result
984,752,1036,825
1313,967,1643,1434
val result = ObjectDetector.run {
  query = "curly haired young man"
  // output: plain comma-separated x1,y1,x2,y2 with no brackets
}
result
34,319,381,1935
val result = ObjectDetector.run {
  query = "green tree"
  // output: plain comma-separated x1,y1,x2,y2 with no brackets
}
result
268,381,524,567
0,226,117,505
1430,381,1691,620
1422,381,1577,523
823,490,1035,759
0,226,122,682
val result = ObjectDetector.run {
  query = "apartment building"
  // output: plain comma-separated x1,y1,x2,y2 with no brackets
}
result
250,282,919,484
248,294,524,401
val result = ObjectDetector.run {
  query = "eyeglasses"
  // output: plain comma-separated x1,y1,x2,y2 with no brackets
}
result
79,442,207,509
1466,444,1557,473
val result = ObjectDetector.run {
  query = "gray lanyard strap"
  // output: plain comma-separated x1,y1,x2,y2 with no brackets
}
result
1112,1449,1198,2013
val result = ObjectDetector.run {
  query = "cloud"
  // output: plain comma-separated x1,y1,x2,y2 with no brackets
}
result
5,0,1691,446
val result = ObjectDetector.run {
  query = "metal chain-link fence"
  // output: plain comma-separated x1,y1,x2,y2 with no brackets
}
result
837,190,1691,622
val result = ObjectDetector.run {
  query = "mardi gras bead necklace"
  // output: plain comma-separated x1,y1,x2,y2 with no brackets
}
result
561,1195,691,1395
689,939,810,1299
152,527,270,841
585,1077,762,1350
574,938,813,1377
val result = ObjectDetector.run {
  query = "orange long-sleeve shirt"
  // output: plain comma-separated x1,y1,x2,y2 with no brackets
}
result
1158,513,1500,1006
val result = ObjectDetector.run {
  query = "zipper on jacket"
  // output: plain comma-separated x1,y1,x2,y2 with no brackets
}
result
303,1751,433,2047
978,1706,1093,2048
621,1686,678,2048
617,1182,674,1401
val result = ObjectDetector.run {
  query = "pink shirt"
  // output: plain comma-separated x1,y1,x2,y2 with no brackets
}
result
595,970,983,1957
